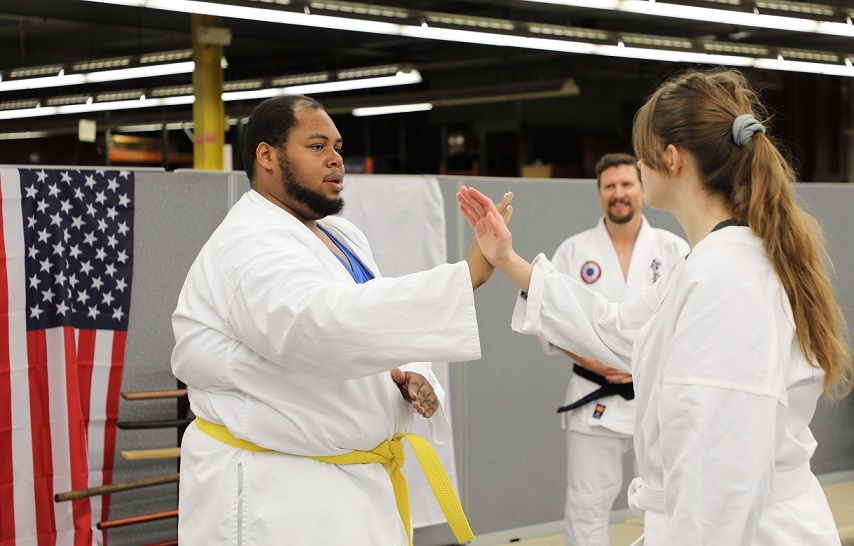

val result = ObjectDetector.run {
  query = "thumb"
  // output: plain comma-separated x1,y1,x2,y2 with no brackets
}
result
390,367,405,385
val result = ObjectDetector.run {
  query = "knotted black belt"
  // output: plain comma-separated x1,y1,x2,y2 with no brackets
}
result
556,364,635,413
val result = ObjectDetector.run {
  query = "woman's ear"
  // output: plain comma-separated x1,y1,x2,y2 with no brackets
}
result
665,144,683,176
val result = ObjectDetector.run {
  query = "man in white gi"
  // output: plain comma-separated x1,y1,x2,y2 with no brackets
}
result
171,94,508,545
548,153,688,546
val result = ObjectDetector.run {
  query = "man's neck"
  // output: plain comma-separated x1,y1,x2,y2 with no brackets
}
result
604,215,642,246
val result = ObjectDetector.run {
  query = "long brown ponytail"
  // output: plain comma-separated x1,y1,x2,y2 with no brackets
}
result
633,68,852,399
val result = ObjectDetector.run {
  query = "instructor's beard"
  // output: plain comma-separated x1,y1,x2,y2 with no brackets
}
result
607,200,635,225
279,154,345,217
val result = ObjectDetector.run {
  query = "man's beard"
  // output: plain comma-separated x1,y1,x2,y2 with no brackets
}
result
280,155,344,217
607,200,635,225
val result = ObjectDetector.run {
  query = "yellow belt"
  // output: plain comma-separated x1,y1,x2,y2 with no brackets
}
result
194,417,474,545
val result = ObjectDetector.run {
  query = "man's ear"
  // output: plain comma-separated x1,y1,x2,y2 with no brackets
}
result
256,142,277,172
664,144,683,176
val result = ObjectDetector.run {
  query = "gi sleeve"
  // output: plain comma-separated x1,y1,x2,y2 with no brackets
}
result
226,254,480,381
512,254,659,372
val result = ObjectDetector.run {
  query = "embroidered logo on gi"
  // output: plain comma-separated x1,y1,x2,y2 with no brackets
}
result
580,261,601,284
650,258,662,282
593,404,606,419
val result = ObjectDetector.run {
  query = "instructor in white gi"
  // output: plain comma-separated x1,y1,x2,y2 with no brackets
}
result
458,68,852,545
549,153,687,546
172,94,509,545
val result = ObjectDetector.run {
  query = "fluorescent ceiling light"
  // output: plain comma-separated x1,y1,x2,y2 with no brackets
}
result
352,102,433,117
0,61,195,92
0,70,422,121
222,69,421,101
520,0,854,38
81,0,854,78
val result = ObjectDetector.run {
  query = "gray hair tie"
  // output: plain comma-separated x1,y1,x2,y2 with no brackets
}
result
732,114,766,147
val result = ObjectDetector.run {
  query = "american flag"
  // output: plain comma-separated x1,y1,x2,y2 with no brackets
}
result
0,168,134,545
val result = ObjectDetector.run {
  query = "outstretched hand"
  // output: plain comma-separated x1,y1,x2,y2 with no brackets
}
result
465,191,514,289
390,368,439,418
457,186,515,268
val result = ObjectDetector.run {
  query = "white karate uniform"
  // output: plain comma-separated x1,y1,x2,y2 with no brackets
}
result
546,217,687,546
514,226,840,545
171,190,481,545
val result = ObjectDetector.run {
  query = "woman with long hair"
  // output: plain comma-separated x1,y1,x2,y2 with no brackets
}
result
458,68,852,544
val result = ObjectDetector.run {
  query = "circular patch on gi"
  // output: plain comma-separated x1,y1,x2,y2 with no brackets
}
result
580,261,602,284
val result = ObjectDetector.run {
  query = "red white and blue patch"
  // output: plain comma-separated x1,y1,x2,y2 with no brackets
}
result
580,261,602,284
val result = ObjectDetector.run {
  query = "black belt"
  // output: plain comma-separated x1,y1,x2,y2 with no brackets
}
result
556,364,635,413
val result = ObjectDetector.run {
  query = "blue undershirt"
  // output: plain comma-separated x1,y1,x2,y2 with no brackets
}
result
318,225,374,284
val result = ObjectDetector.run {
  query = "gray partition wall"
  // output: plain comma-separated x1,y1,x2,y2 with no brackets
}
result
104,172,854,546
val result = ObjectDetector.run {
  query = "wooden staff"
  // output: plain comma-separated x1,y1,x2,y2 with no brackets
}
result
121,447,181,460
122,389,188,400
54,473,179,502
117,418,193,430
97,508,178,530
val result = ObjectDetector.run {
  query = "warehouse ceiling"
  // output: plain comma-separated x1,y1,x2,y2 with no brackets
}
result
1,0,854,138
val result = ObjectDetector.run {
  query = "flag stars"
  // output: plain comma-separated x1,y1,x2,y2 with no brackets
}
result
22,169,134,328
41,288,55,302
77,290,90,304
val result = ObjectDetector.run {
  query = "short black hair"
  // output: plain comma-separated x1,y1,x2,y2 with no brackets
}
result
594,153,640,188
242,94,325,183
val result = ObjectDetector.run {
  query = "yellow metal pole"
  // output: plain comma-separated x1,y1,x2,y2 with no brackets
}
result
192,14,225,170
